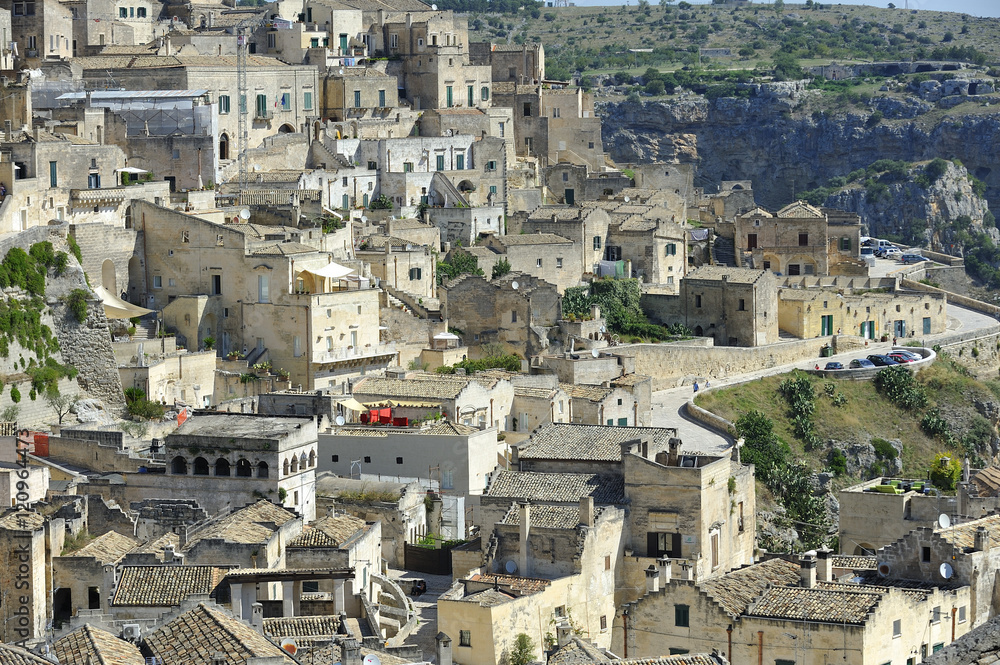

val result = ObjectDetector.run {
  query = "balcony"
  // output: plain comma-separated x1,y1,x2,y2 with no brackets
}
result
313,341,396,365
255,110,274,120
71,187,127,203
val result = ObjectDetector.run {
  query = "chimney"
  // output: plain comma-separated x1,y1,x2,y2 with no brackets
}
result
163,544,175,563
85,91,93,108
165,35,171,56
975,526,989,552
816,548,833,583
405,13,412,28
590,305,601,320
667,437,681,467
657,557,672,585
4,119,11,140
645,565,659,594
964,457,971,483
342,639,362,665
251,602,264,629
436,632,453,665
551,213,557,223
654,451,669,466
679,561,694,581
579,496,594,528
518,501,530,576
33,126,39,142
555,621,573,648
799,555,817,588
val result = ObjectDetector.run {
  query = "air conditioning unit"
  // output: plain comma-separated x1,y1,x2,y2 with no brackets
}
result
122,624,141,641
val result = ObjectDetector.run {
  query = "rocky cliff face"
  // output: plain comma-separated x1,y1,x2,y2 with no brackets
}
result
823,161,992,245
600,90,1000,213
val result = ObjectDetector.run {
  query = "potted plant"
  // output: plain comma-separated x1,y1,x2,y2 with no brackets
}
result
203,336,216,351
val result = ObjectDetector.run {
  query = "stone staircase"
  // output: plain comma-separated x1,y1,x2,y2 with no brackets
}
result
132,314,159,339
711,235,737,267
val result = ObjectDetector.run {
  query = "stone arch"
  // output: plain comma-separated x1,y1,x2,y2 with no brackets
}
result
101,259,117,293
127,257,142,303
258,461,269,478
283,458,290,475
219,133,230,161
278,123,295,134
762,254,780,272
694,326,704,337
731,183,744,190
236,458,252,477
458,179,474,192
171,456,187,474
193,457,209,475
215,458,231,476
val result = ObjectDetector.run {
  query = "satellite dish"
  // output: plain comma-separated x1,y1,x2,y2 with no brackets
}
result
361,216,368,223
877,562,891,578
239,208,251,220
940,562,954,579
591,348,599,358
431,3,437,8
335,415,346,426
938,513,951,529
505,559,518,574
280,639,298,655
623,195,630,203
364,655,381,665
511,281,519,290
339,68,344,75
599,326,606,334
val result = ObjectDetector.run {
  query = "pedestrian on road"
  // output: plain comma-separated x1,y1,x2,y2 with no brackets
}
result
893,336,898,346
693,381,699,393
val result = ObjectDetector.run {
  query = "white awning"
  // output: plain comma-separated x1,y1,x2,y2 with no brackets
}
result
303,262,354,279
93,285,154,319
434,332,460,341
115,167,149,174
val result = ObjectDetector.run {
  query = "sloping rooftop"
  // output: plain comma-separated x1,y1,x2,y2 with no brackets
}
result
53,625,145,665
0,643,58,665
547,637,612,665
288,515,367,548
0,510,45,532
352,376,470,400
924,612,1000,665
133,532,182,561
485,471,625,504
72,54,293,70
468,573,551,595
777,200,825,218
936,513,1000,549
517,423,676,462
169,414,314,440
559,384,613,403
526,207,586,222
145,603,296,665
747,586,881,624
970,465,1000,496
112,566,230,606
684,265,770,285
263,615,341,639
492,233,572,246
499,503,602,530
251,242,320,256
66,530,140,564
698,558,802,617
831,555,878,570
184,500,299,548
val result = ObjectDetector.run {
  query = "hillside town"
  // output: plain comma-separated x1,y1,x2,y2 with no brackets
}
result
1,0,1000,665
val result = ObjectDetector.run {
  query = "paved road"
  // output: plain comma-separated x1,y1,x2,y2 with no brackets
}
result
386,568,454,661
650,302,999,454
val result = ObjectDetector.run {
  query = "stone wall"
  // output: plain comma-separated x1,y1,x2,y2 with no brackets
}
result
50,299,126,412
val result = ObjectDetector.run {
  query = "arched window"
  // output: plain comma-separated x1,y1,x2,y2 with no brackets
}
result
236,459,252,477
300,453,308,471
283,459,290,476
193,457,209,475
258,461,270,479
215,458,231,476
171,456,187,475
291,456,299,473
308,450,316,468
481,86,489,101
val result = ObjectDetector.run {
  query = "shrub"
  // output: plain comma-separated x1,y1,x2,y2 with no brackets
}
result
921,408,953,443
873,366,927,411
67,235,83,263
9,385,20,403
66,289,90,323
929,452,961,491
828,448,847,476
127,399,165,420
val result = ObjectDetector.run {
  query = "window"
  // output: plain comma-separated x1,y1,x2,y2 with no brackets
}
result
459,631,471,647
280,92,290,111
960,605,967,623
600,616,607,631
486,160,497,172
468,85,474,107
119,7,127,17
788,264,801,276
152,275,162,288
618,417,627,426
339,34,348,52
354,90,361,108
363,455,371,463
481,86,489,101
390,34,398,48
893,619,902,637
211,274,222,295
536,258,542,268
456,154,464,170
932,644,944,654
738,502,744,531
446,86,453,108
556,258,563,269
932,606,941,623
378,89,386,107
219,95,230,114
922,546,931,562
88,587,101,609
239,94,247,114
258,274,270,303
840,237,851,251
137,6,145,16
442,469,454,489
523,102,531,117
255,94,268,118
799,232,809,246
555,606,565,617
593,236,602,251
552,107,561,118
674,605,689,627
403,162,413,173
774,661,794,665
396,456,403,464
302,581,319,593
604,555,610,570
665,243,677,256
49,161,57,188
695,295,702,308
511,310,517,323
332,455,339,462
267,33,276,48
172,149,180,159
367,161,377,170
293,335,302,357
589,141,595,149
489,186,497,195
408,267,422,280
303,91,313,110
738,298,745,311
499,122,505,137
436,155,445,171
804,264,815,275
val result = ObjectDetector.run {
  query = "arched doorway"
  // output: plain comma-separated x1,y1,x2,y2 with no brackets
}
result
278,123,295,134
219,133,229,160
101,259,116,293
127,256,142,304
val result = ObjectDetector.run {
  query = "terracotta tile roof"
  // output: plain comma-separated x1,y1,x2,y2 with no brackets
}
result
145,603,296,665
559,384,613,403
0,643,56,665
67,530,140,564
548,637,611,665
831,555,877,570
485,471,625,504
513,386,556,399
526,207,585,222
288,515,367,548
815,580,928,601
499,503,602,530
352,376,469,400
469,573,551,595
185,500,299,549
970,466,1000,496
684,265,770,285
776,201,825,218
421,421,481,435
250,242,318,256
699,559,802,617
112,566,230,606
937,513,1000,549
618,656,727,665
73,54,292,70
135,532,182,560
0,509,45,532
53,625,145,665
492,233,572,246
457,588,515,606
610,374,650,387
517,423,676,462
263,615,341,639
747,586,881,624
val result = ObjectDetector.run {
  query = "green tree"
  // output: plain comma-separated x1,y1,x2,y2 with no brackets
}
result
773,0,784,13
437,250,484,285
45,391,77,425
492,258,512,280
772,51,803,81
509,634,535,665
929,453,961,491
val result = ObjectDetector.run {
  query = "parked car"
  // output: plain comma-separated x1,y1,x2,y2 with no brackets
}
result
892,349,923,361
883,247,903,259
887,352,916,364
901,253,927,265
867,354,900,367
849,358,876,369
824,361,844,370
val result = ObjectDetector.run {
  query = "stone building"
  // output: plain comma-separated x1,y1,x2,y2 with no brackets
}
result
0,509,52,642
519,206,611,278
64,0,164,54
181,499,303,569
839,476,959,555
356,234,437,300
469,42,544,85
442,272,560,358
615,554,969,665
479,233,581,294
10,0,72,67
543,163,631,205
734,202,864,277
509,383,572,434
0,9,13,70
53,530,139,622
323,67,400,121
285,514,381,602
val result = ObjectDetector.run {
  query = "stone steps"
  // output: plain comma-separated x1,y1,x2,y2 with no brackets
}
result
712,236,737,267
